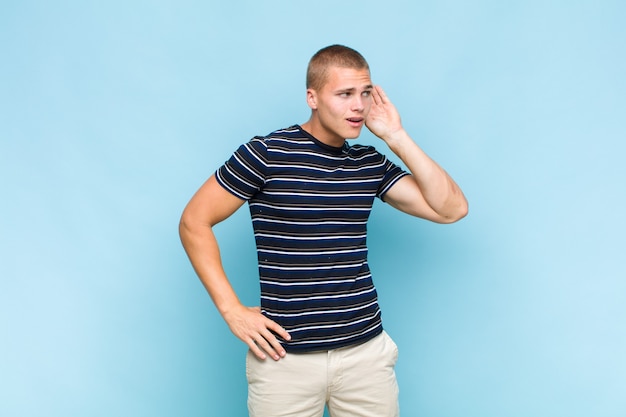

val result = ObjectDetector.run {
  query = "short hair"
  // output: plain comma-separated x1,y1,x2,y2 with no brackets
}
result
306,44,370,91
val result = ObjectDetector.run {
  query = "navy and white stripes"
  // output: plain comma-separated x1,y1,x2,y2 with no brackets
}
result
216,125,408,352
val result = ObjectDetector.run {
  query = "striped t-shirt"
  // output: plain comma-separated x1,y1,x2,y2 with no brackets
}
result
216,125,409,352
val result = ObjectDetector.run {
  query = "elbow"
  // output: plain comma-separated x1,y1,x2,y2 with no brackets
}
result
178,212,190,242
179,208,216,242
440,197,469,224
454,201,469,222
178,209,197,242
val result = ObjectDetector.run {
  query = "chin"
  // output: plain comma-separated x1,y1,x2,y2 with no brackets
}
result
343,128,364,140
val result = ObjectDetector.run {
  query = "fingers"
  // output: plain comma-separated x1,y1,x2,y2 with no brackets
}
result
258,317,291,361
247,337,268,360
371,85,382,106
249,326,288,361
247,335,276,361
372,85,388,106
234,307,291,361
266,317,292,342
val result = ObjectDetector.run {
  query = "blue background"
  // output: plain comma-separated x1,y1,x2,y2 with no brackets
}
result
1,1,625,416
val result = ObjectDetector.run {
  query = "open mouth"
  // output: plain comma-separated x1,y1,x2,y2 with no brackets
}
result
347,117,364,126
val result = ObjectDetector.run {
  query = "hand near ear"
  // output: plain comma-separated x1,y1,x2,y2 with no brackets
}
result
365,86,404,142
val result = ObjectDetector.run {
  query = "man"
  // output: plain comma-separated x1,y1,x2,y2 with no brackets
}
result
180,44,468,417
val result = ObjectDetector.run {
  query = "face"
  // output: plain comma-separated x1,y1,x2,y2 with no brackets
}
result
306,66,373,146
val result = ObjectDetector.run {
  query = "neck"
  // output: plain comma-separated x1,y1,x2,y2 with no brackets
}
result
300,119,346,148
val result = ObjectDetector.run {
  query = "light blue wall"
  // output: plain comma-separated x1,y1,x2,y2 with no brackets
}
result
1,1,625,416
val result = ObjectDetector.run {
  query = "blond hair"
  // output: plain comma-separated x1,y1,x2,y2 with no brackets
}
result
306,45,369,91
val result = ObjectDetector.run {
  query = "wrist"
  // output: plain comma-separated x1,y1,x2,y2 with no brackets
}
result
383,128,410,149
215,293,244,320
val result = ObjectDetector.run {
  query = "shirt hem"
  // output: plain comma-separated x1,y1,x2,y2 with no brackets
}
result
282,326,384,354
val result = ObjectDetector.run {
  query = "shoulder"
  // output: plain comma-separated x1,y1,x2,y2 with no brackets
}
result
259,126,325,156
251,125,307,148
236,126,302,153
345,143,386,160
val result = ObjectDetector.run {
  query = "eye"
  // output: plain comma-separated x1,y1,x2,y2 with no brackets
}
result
362,90,372,97
339,92,351,97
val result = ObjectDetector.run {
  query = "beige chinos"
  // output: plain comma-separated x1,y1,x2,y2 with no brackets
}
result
246,331,400,417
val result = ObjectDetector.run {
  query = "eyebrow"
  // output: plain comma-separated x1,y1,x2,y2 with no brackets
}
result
335,84,374,93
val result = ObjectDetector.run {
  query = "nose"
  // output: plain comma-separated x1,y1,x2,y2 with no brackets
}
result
351,95,365,112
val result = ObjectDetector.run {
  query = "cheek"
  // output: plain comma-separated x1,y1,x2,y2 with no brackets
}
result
321,100,344,119
364,96,373,110
362,101,373,117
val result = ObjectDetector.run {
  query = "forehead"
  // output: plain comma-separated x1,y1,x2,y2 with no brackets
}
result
323,66,372,90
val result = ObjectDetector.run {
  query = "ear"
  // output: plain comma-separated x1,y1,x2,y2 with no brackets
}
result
306,89,318,110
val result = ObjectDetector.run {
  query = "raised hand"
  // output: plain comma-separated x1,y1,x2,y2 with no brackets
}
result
365,86,404,142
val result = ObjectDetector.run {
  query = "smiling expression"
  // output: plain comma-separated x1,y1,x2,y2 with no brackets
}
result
305,66,373,147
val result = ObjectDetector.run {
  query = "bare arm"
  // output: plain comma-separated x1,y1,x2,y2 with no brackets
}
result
366,86,468,223
179,175,291,360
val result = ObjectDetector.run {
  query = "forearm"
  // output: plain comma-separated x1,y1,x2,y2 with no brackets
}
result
178,175,289,360
179,219,242,317
384,129,468,219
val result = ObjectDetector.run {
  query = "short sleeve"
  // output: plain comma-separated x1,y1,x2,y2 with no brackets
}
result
376,155,410,201
215,137,269,200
